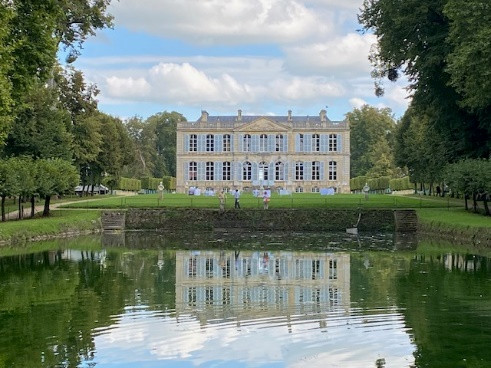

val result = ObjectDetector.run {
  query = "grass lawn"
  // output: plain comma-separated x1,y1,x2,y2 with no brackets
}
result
2,195,99,215
61,192,462,210
416,207,491,229
0,210,101,244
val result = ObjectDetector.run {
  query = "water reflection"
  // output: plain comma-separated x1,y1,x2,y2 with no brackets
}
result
175,251,350,323
0,234,489,368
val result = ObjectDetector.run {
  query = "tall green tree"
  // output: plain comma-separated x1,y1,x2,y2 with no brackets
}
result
123,116,157,178
395,107,447,193
0,158,19,222
359,0,490,160
0,3,14,144
36,158,79,216
0,0,113,144
346,105,397,178
3,82,73,160
146,111,184,177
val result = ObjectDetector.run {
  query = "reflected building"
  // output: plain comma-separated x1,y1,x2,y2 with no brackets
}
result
175,250,350,325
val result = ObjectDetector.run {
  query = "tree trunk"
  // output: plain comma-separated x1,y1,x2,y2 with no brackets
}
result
1,195,5,222
18,195,23,220
464,195,468,210
483,195,490,216
43,195,51,217
31,195,35,217
472,192,478,213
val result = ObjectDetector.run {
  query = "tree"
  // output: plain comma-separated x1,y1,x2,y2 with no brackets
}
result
36,158,79,216
445,159,491,214
394,108,448,194
0,0,113,144
0,158,19,222
346,105,396,178
10,156,36,219
123,116,157,178
0,3,14,145
3,82,73,160
444,0,491,111
359,0,490,160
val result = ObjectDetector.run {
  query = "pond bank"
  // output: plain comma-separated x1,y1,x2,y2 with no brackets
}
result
121,208,398,232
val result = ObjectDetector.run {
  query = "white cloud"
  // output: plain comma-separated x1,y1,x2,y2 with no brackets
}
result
284,33,376,75
109,0,329,45
349,97,367,109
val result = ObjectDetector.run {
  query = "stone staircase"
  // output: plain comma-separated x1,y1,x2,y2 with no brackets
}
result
101,211,126,231
394,210,418,232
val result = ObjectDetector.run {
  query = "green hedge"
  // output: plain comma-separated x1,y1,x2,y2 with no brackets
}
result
350,176,368,191
162,176,176,191
118,177,141,191
367,176,391,191
141,177,162,190
390,177,412,191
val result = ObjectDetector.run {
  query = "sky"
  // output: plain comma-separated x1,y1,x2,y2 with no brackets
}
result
70,0,411,122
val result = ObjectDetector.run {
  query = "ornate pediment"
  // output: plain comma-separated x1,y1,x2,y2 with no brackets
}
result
236,117,288,132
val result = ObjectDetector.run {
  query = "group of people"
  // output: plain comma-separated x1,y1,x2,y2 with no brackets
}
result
217,189,271,211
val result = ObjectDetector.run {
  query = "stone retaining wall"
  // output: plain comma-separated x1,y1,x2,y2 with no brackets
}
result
123,208,397,232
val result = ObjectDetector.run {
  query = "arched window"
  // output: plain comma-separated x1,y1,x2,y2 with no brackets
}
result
259,161,269,180
275,134,284,152
206,134,214,152
259,134,268,152
243,134,251,152
189,162,197,181
275,161,284,181
243,161,252,180
223,134,231,152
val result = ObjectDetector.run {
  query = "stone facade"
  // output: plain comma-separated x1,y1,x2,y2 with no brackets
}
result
176,109,350,193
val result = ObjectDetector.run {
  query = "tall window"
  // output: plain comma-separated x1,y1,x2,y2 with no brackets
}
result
206,134,214,152
275,134,284,152
299,134,304,152
329,161,337,180
259,161,269,180
295,161,304,180
189,161,197,181
206,161,214,180
259,134,268,152
243,134,251,152
223,134,231,152
189,134,197,152
312,161,320,180
328,134,337,152
275,162,284,181
243,161,252,180
222,161,231,180
312,134,320,152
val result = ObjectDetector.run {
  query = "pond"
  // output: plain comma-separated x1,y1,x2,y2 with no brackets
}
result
0,232,489,368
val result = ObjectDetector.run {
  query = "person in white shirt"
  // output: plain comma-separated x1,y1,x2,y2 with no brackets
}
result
234,189,241,209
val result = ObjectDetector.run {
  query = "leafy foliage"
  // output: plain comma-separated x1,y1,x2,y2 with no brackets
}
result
346,105,397,178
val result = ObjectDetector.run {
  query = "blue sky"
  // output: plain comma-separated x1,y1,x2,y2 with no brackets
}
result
71,0,410,122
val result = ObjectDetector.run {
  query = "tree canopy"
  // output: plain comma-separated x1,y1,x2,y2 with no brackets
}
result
359,0,490,160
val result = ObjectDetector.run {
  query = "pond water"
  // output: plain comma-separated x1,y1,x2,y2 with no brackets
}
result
0,232,489,368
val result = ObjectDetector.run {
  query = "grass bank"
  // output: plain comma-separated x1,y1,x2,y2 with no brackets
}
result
0,210,101,246
61,193,459,209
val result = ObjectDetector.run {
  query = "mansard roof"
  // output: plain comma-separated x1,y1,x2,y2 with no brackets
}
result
192,110,346,125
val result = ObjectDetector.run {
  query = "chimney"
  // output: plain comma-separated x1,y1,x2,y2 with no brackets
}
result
238,109,242,121
320,109,327,122
288,110,292,122
201,110,208,122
